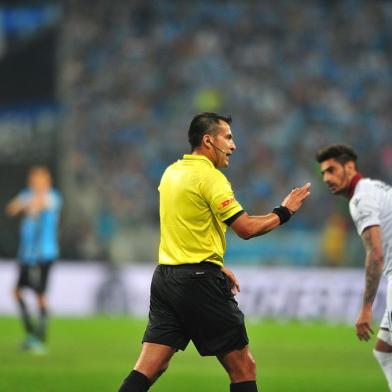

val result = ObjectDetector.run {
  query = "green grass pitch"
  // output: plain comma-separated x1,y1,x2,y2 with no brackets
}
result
0,317,387,391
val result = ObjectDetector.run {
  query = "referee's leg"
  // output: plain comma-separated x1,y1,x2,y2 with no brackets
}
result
118,342,175,392
218,345,258,392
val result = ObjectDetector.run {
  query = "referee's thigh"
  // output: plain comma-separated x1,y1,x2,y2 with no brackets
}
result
183,267,249,356
145,265,249,357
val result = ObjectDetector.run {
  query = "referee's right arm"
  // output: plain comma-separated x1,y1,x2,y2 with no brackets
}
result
230,182,311,240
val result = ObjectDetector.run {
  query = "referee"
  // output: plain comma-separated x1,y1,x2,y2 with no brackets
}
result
119,113,311,392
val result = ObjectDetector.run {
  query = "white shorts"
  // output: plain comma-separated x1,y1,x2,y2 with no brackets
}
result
380,278,392,330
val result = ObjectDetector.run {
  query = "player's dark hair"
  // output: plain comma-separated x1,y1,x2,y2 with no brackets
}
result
315,144,358,166
188,112,232,151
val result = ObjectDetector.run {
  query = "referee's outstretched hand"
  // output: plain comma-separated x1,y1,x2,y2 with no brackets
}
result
281,182,311,214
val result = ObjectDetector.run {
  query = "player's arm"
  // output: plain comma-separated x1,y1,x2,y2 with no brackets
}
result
230,182,311,240
356,225,384,341
26,193,52,215
6,192,52,217
361,225,384,306
5,197,25,216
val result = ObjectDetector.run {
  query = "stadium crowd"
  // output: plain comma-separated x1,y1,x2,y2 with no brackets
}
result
59,0,392,262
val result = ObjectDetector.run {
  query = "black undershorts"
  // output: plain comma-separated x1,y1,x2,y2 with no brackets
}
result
143,262,249,357
16,262,53,294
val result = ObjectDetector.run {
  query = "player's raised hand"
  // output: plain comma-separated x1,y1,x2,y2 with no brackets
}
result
355,305,374,341
281,182,311,214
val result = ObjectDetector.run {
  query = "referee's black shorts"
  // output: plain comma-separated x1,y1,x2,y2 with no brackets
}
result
143,262,249,357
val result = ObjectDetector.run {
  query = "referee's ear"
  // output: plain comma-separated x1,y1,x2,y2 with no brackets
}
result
203,135,214,151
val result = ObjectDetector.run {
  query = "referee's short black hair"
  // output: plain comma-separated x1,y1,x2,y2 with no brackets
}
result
315,144,358,166
188,112,232,151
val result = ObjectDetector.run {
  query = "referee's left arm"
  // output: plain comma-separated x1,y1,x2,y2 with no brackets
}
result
229,212,281,239
230,182,311,240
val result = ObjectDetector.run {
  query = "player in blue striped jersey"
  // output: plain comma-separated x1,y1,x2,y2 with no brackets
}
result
6,166,62,354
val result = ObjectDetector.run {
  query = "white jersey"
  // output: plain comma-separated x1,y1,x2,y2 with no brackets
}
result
349,178,392,277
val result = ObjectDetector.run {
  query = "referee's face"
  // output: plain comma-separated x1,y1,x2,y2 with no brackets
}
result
211,121,236,168
320,158,353,195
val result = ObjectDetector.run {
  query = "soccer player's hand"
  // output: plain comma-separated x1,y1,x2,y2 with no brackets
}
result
355,305,374,341
221,267,240,295
281,182,311,214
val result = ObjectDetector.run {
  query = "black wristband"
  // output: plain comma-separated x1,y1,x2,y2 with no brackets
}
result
272,206,292,225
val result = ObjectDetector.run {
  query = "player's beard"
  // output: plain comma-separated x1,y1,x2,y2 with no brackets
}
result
331,169,351,195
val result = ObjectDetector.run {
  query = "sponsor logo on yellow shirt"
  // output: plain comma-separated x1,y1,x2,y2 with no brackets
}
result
218,197,235,210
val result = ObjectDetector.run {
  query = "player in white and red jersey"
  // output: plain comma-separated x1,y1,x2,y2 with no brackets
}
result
316,144,392,391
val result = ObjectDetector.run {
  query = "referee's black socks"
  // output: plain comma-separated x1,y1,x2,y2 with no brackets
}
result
118,370,151,392
230,381,258,392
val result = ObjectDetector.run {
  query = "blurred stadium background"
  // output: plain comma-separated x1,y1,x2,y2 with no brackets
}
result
0,0,391,391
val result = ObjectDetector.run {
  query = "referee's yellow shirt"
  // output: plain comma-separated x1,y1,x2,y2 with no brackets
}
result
158,154,243,267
